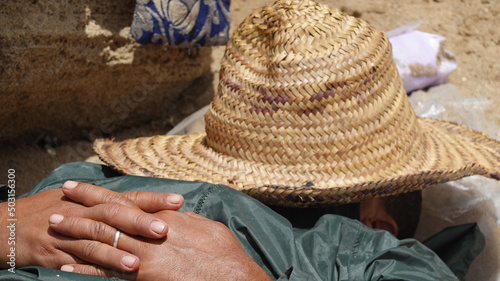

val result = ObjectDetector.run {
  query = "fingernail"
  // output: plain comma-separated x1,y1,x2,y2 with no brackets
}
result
150,220,166,235
61,265,74,272
49,214,64,224
121,255,138,269
63,181,78,190
167,194,182,204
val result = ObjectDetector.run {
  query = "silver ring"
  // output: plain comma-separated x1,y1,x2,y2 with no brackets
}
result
113,230,121,248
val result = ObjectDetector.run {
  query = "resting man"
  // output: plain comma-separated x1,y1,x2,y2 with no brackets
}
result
0,163,482,280
1,0,497,279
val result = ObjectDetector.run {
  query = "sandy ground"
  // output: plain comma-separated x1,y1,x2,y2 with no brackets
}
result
1,0,499,196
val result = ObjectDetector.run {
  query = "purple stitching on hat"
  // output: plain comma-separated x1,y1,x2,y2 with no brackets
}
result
225,79,241,91
423,179,438,184
309,88,336,102
362,189,371,195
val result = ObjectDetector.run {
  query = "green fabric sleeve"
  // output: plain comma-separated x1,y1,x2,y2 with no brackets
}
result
423,223,485,281
192,184,461,280
2,162,480,280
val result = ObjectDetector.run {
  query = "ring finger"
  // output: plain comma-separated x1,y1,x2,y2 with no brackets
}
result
50,214,140,272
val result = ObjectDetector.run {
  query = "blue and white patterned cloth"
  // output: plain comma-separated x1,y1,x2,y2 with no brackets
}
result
131,0,231,47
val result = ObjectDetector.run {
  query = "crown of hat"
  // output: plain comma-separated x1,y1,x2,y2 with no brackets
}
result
204,0,423,179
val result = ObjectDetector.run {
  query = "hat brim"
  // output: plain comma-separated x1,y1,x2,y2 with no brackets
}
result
93,117,500,207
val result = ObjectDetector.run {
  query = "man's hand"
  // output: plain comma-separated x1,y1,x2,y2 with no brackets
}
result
51,210,272,281
0,181,184,272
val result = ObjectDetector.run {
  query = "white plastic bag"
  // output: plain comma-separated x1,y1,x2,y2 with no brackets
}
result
388,21,458,93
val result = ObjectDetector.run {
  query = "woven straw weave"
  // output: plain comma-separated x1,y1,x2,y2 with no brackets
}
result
94,0,500,207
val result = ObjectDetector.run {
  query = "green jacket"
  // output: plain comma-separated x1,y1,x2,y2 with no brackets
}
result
0,163,484,280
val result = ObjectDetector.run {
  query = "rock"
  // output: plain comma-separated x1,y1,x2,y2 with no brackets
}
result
0,0,213,142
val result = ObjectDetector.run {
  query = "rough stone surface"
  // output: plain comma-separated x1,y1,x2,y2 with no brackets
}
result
0,0,212,142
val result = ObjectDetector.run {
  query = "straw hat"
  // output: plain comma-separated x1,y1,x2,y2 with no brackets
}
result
94,0,500,207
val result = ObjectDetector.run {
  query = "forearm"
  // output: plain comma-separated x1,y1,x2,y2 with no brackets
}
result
238,260,273,281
